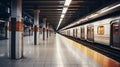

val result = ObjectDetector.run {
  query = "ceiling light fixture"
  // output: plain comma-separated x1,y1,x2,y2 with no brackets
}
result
64,0,72,6
56,0,72,30
61,14,65,18
62,7,68,13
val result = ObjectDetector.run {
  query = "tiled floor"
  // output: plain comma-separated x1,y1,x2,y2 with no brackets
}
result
0,34,101,67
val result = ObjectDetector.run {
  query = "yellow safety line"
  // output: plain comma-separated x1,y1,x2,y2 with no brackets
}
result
60,35,120,67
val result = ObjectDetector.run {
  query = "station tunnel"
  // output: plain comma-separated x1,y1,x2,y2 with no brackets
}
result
0,0,120,67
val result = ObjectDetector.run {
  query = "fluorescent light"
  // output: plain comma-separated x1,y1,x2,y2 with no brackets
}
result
60,18,62,22
62,7,68,13
64,0,72,6
56,0,72,30
89,14,98,18
99,3,120,13
61,14,65,18
56,7,68,30
56,19,62,30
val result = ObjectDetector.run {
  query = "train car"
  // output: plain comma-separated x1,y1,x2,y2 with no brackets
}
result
69,28,73,37
68,30,70,36
80,25,87,40
93,16,120,49
73,28,75,37
60,15,120,50
67,30,69,36
74,27,78,38
94,19,111,46
62,30,67,35
86,23,94,42
76,26,81,38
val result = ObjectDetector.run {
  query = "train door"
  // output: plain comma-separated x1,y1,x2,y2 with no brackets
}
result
87,26,90,40
68,30,69,36
76,28,77,37
69,30,70,36
77,27,80,38
81,27,85,39
87,26,94,41
67,30,68,35
111,20,120,49
73,29,75,37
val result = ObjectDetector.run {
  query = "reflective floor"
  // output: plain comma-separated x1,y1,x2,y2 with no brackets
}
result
0,34,101,67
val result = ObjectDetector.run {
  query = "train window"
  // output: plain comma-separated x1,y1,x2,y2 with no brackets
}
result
113,23,119,35
97,26,104,35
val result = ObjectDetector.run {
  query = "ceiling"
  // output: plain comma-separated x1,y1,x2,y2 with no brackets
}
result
0,0,119,30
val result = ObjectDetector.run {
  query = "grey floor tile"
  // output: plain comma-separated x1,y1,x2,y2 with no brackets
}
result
0,34,101,67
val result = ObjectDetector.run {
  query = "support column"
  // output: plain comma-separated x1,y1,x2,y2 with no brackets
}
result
49,25,52,36
34,9,40,45
43,18,47,40
8,0,23,59
46,23,49,38
5,20,9,39
31,25,34,43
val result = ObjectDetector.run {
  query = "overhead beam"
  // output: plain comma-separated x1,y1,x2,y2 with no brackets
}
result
23,5,81,8
25,11,76,13
23,1,65,3
24,8,79,11
23,0,95,3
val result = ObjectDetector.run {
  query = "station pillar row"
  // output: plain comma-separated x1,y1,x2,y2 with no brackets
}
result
34,9,40,45
8,0,23,59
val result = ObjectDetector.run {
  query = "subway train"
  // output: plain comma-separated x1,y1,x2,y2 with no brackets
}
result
59,15,120,50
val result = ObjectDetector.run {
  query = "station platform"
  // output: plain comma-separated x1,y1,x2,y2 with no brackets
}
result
0,34,119,67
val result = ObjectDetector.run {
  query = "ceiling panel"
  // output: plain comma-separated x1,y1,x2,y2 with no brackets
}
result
22,0,120,29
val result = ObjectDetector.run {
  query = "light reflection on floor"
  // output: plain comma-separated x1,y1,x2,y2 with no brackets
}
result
0,34,101,67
